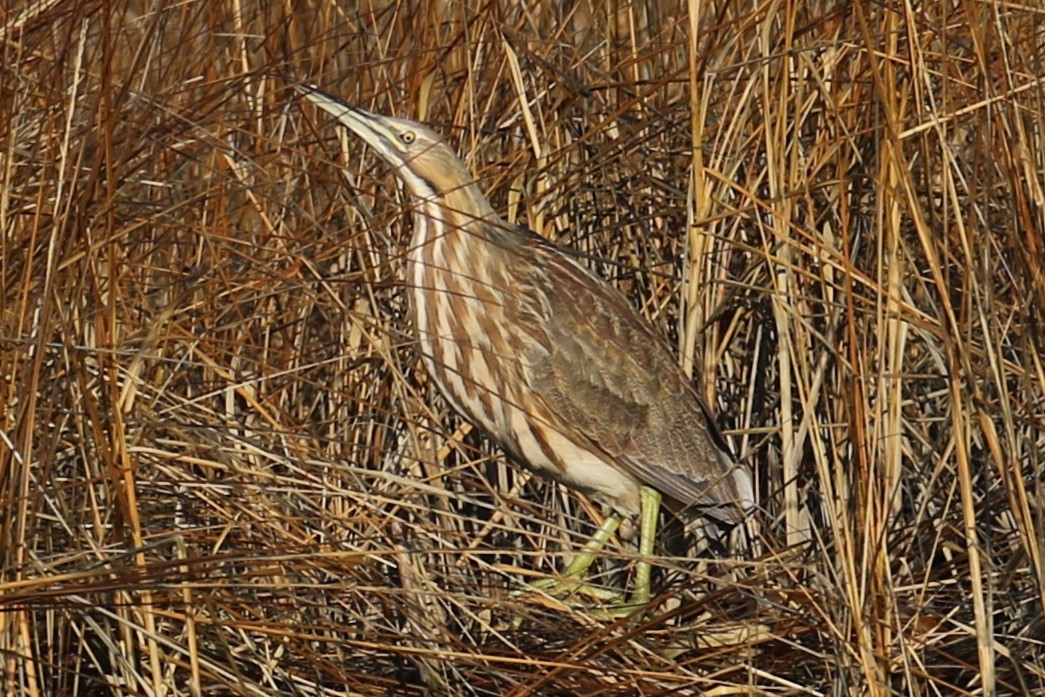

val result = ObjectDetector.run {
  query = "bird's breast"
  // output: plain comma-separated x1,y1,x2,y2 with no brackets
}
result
407,215,523,436
405,216,643,515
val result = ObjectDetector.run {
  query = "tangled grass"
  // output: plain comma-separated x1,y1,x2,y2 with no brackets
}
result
2,0,1043,694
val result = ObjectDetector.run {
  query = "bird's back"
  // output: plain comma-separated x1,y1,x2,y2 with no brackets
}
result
408,213,753,524
290,86,753,524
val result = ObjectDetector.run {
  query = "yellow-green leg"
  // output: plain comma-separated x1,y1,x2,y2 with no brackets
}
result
627,485,661,607
528,510,624,602
525,485,664,612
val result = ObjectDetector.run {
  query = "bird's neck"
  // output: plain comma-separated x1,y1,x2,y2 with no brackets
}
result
411,183,518,249
439,182,495,223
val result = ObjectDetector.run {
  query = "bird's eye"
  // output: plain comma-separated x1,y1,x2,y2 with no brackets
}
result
400,131,416,144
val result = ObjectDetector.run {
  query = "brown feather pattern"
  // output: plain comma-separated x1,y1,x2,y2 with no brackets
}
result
297,85,754,525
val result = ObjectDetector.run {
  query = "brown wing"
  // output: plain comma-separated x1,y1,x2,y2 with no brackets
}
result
515,241,753,523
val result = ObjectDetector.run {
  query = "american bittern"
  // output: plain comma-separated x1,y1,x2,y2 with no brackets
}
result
297,83,754,610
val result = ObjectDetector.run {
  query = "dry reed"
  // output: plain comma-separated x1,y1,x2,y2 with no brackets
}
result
1,0,1043,694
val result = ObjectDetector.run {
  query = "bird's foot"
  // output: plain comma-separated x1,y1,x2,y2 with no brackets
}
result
510,501,661,622
511,573,654,624
525,574,623,603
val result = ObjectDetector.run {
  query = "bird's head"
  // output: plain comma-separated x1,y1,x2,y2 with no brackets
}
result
296,84,485,211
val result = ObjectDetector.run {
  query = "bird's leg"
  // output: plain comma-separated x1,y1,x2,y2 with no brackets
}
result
524,487,663,611
525,511,624,602
560,510,623,580
627,485,662,607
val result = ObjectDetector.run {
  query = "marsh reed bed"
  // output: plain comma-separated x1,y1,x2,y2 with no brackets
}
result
2,0,1043,694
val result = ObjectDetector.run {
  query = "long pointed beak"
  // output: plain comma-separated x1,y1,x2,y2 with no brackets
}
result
294,83,392,157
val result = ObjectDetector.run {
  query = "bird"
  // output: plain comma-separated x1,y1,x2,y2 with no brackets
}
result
295,83,754,611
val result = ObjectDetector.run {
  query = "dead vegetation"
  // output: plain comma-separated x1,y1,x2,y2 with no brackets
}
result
1,0,1044,694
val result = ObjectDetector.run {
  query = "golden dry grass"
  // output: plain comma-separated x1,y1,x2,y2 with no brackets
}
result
2,0,1044,694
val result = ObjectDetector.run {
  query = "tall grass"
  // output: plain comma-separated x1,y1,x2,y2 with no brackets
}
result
1,0,1043,694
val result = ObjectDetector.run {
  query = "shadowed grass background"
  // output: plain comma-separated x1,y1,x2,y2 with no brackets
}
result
2,0,1043,694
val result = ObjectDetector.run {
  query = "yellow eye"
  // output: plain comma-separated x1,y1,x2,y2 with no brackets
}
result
400,131,416,144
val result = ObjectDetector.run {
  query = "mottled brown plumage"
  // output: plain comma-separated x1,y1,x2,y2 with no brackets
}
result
297,83,753,608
